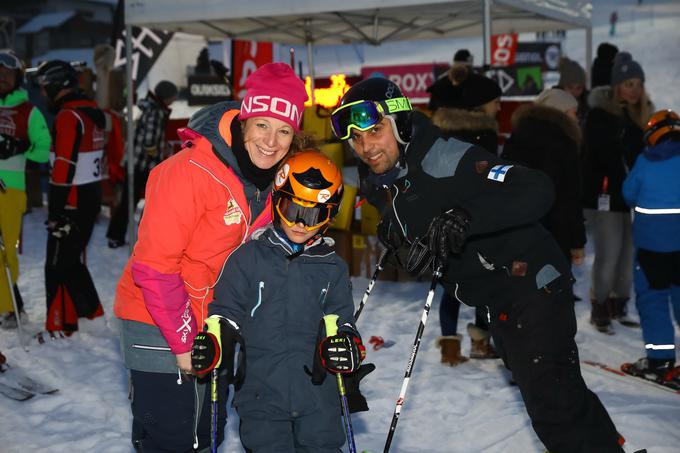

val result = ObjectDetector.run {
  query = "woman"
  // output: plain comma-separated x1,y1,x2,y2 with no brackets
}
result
503,88,586,271
114,62,308,451
582,52,652,334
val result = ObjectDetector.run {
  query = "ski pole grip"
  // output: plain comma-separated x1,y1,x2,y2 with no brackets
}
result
323,314,339,337
205,317,223,368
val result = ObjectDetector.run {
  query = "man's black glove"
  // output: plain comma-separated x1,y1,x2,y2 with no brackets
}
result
191,316,246,388
0,133,30,160
319,332,365,374
46,215,75,239
427,207,471,264
377,218,404,253
345,363,376,413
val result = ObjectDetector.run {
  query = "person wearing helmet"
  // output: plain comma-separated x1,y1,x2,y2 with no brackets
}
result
191,150,373,453
0,50,50,328
35,59,120,336
331,77,625,452
114,63,308,452
620,110,680,388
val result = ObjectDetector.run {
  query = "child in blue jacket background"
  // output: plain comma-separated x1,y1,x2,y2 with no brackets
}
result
621,109,680,388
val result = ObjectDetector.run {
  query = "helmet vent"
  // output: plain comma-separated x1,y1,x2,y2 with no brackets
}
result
292,168,333,189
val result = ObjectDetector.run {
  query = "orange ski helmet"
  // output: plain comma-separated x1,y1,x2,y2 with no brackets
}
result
644,110,680,146
273,150,343,231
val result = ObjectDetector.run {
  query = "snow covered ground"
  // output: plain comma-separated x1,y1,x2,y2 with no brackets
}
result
1,206,679,453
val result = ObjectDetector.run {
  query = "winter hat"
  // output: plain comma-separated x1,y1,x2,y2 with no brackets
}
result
558,57,586,87
451,72,501,110
611,52,645,86
534,88,578,113
453,49,473,65
154,80,178,103
239,62,308,131
597,42,618,61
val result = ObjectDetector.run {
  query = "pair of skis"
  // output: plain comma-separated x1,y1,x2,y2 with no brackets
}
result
582,360,680,395
0,363,59,401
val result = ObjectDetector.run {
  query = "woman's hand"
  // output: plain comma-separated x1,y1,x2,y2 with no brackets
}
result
571,248,585,265
176,351,194,375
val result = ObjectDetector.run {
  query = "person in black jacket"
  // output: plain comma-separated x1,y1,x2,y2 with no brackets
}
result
582,52,652,333
331,78,625,453
591,42,618,89
427,65,502,364
503,88,586,271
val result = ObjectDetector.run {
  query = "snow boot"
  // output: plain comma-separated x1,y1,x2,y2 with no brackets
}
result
590,299,614,335
467,323,499,359
436,335,468,366
621,357,680,390
0,311,28,330
608,297,640,328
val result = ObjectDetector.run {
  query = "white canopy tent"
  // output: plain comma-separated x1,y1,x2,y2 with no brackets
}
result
122,0,591,246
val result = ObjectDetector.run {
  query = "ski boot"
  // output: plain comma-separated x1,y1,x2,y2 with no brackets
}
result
590,299,614,335
436,335,468,366
467,323,499,359
621,358,680,390
608,297,640,328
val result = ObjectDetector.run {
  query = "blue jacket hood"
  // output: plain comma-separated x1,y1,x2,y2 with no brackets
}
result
644,139,680,161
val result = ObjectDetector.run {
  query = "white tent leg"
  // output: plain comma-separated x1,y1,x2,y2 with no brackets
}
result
482,0,492,67
585,26,593,89
124,23,137,253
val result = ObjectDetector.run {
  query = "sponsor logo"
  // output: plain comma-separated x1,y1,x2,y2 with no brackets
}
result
223,198,242,226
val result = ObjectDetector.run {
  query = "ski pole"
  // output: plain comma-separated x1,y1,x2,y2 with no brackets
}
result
0,228,27,351
204,317,223,453
354,249,390,322
383,264,443,453
323,314,357,453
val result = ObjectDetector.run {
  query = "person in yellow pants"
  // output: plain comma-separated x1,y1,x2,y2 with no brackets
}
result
0,50,51,327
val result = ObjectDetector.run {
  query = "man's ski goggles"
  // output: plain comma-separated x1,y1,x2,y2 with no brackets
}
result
276,195,333,231
0,52,22,70
331,97,412,140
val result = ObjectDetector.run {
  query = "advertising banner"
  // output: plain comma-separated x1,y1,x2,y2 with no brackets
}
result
231,40,273,100
187,75,231,106
360,63,448,104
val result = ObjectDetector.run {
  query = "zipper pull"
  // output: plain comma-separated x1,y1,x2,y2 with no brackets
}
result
256,189,261,203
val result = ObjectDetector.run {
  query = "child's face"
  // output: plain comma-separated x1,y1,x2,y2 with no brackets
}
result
281,221,318,244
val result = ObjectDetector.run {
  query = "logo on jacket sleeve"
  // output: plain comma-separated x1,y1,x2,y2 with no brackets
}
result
223,199,242,226
487,164,513,182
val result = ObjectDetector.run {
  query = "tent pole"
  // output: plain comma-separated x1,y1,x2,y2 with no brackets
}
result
305,19,315,105
585,26,593,89
482,0,492,67
124,22,137,253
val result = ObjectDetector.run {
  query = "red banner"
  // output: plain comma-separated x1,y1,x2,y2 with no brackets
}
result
231,40,274,100
360,63,448,105
490,33,518,67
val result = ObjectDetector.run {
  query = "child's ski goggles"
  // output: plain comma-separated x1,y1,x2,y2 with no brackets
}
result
330,97,412,140
276,195,333,231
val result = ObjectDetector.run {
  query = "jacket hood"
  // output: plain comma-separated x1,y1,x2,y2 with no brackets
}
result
511,104,581,144
188,100,242,172
644,139,680,161
0,87,29,106
432,107,497,133
587,86,621,116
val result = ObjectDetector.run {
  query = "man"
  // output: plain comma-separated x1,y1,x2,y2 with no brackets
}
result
36,60,116,335
0,50,50,328
106,80,177,248
330,78,625,453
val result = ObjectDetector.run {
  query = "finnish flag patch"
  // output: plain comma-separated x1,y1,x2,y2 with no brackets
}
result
487,164,513,182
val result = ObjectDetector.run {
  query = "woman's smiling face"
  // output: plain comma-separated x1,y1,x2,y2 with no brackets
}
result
242,116,294,169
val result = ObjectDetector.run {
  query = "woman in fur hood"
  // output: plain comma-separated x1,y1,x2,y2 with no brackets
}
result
502,89,586,273
582,51,653,334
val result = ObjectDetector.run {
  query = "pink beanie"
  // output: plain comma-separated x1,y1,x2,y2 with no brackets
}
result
239,62,308,131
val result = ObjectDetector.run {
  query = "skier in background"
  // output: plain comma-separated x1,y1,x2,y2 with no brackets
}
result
621,110,680,389
610,11,619,36
0,50,50,328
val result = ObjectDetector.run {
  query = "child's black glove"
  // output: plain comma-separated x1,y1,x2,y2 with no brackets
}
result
345,363,376,413
319,333,365,374
191,316,246,388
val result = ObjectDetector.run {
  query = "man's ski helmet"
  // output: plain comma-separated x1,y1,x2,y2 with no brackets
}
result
273,150,343,232
0,50,25,92
331,77,413,146
36,60,79,102
644,110,680,146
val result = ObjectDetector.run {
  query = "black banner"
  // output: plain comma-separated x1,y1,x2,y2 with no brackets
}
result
514,42,561,72
187,75,232,106
111,0,173,88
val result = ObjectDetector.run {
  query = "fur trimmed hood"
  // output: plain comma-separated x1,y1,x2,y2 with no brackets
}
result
511,104,581,144
432,107,498,133
587,86,621,116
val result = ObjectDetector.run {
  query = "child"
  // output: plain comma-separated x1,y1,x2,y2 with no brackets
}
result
191,150,371,452
621,109,680,388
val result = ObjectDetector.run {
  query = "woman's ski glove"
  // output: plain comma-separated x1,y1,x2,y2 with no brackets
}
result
0,133,30,160
345,363,376,413
318,333,366,374
427,207,471,263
